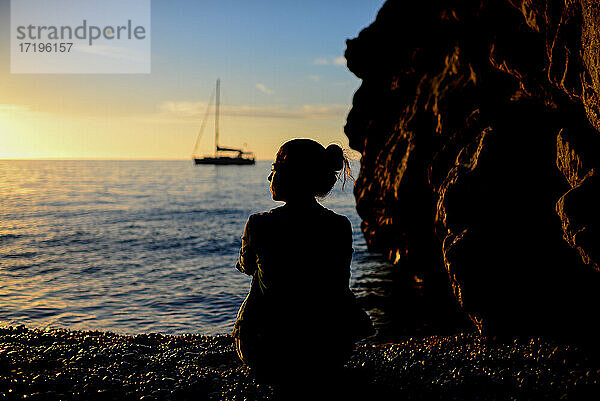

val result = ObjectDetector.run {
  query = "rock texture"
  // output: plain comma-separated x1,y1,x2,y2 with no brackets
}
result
345,0,600,340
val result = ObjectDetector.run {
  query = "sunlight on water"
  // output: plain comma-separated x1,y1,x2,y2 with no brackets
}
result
0,160,384,335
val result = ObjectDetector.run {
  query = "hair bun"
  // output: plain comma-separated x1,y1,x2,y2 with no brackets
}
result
325,144,344,171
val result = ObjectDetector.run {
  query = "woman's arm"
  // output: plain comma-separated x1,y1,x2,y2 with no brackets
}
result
236,215,258,276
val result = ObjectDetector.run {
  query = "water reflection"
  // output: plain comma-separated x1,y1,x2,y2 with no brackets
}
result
0,160,460,338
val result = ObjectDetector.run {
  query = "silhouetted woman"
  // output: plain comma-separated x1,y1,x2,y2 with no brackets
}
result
233,138,373,392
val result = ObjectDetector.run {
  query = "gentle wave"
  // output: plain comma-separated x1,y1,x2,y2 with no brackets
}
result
0,160,376,335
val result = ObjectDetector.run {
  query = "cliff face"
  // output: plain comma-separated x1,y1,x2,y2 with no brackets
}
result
345,0,600,339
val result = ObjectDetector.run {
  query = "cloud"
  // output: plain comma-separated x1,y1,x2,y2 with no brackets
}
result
154,101,349,120
0,104,31,113
308,75,321,82
255,83,274,95
159,101,210,117
333,56,346,66
312,56,347,66
299,104,348,118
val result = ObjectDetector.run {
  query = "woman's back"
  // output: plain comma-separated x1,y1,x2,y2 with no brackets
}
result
249,202,352,299
232,139,373,385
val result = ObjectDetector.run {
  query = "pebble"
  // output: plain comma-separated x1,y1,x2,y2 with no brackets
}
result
1,326,599,400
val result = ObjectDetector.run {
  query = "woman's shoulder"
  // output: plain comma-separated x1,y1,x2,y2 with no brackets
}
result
248,204,350,228
247,206,286,223
317,203,348,220
318,205,352,228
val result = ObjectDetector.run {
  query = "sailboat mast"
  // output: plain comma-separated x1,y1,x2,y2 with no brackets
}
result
215,78,220,155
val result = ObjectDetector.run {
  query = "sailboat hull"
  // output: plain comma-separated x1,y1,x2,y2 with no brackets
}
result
194,156,255,165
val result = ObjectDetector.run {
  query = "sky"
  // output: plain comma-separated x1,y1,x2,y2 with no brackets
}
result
0,0,386,160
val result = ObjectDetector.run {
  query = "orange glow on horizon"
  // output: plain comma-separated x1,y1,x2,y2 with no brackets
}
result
0,106,354,161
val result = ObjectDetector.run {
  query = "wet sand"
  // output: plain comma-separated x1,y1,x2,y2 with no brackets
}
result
1,325,599,400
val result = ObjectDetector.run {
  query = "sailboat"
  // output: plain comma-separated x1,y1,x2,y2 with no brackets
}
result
193,79,256,165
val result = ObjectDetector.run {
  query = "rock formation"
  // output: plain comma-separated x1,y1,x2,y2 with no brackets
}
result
345,0,600,340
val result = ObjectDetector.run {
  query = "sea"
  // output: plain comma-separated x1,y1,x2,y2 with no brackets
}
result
0,160,391,336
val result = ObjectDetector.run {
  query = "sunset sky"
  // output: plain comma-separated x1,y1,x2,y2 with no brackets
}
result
0,0,385,160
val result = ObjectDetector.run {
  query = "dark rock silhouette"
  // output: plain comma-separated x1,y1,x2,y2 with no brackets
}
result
344,0,600,340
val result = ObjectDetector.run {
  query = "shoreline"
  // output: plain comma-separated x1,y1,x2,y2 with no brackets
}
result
2,325,600,400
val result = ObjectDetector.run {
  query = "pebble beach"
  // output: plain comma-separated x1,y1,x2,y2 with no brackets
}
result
2,325,599,400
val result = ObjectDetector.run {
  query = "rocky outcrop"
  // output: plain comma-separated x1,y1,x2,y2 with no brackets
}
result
345,0,600,340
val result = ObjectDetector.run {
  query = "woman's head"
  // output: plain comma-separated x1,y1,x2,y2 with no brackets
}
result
268,138,351,202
